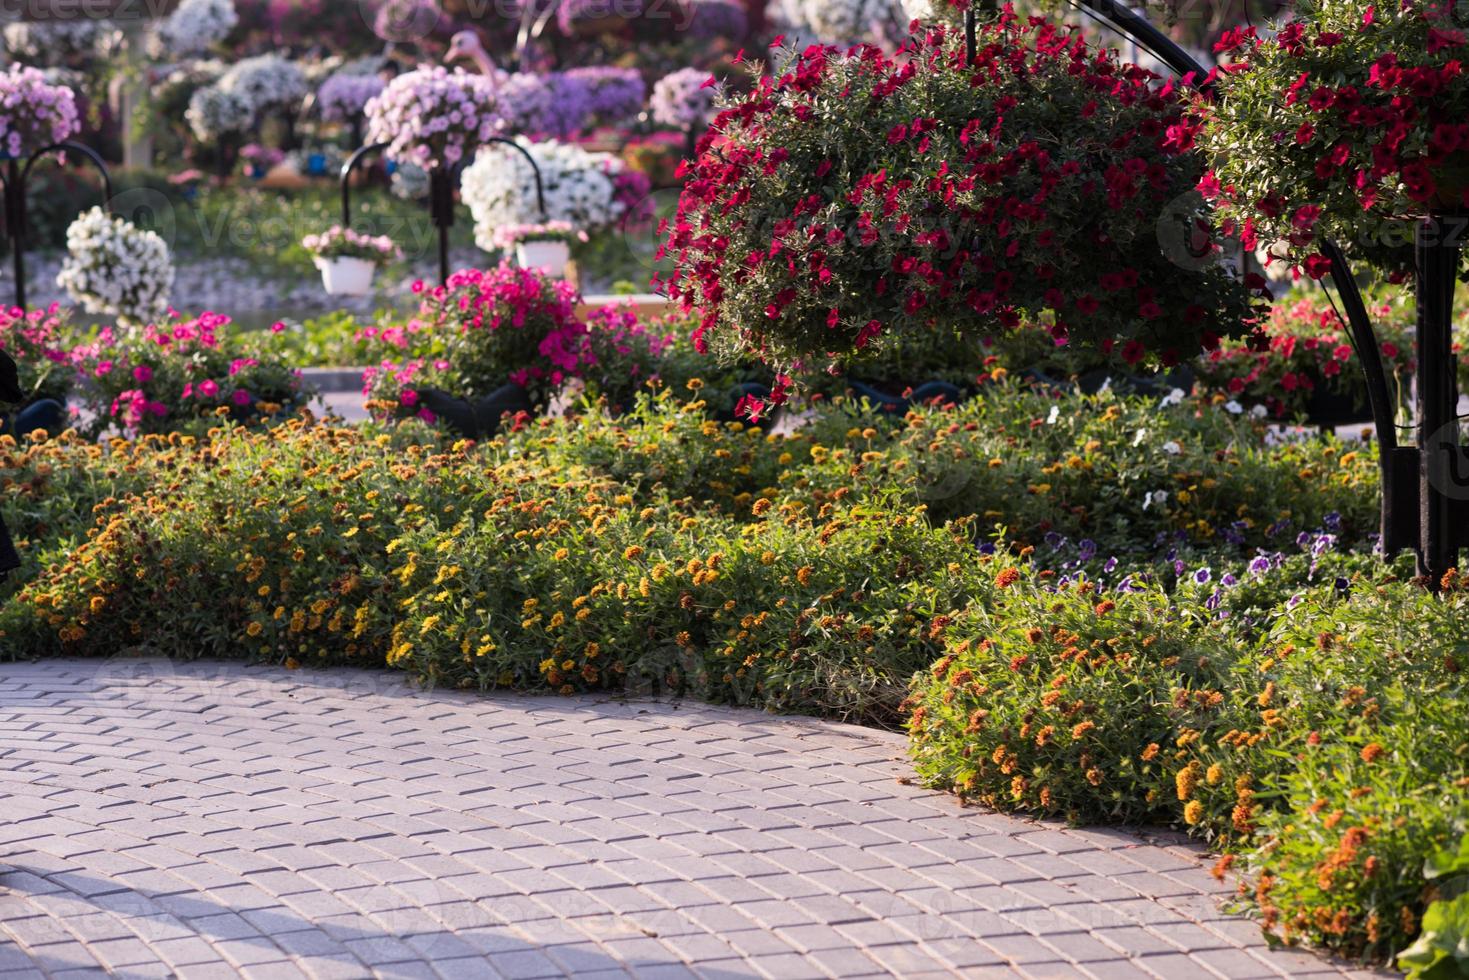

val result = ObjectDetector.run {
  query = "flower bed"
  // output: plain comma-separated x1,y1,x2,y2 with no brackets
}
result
1196,292,1415,419
0,368,1456,970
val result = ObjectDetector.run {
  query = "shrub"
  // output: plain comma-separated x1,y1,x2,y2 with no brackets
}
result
1196,292,1414,419
0,305,76,409
792,381,1381,557
69,313,308,437
662,16,1254,399
368,264,587,410
1199,0,1469,278
908,575,1237,824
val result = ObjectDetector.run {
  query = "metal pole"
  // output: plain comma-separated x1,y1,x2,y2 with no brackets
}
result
7,159,25,311
1415,213,1463,584
429,168,455,286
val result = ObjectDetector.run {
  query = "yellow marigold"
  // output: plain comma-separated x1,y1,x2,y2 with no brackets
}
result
1071,720,1096,740
1206,764,1224,786
1183,800,1205,825
752,499,772,516
246,621,263,637
1176,762,1201,801
623,545,644,560
795,566,813,586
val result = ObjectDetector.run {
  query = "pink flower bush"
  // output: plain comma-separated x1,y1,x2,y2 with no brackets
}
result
1196,294,1415,418
360,263,587,418
71,312,305,436
0,66,79,159
0,304,76,407
364,66,504,169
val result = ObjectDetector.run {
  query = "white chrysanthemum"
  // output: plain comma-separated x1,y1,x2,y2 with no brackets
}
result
185,84,252,140
217,53,308,114
57,208,175,324
460,137,628,252
147,0,238,58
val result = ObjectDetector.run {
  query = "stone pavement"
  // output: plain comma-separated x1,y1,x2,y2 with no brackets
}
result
0,660,1390,979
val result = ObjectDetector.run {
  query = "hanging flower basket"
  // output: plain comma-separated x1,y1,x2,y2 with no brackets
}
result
515,239,571,278
315,256,377,296
302,226,401,297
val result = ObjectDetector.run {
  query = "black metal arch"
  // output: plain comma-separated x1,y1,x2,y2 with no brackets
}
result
1,141,115,311
340,138,548,286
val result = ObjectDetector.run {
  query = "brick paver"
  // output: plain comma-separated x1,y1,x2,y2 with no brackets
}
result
0,659,1391,979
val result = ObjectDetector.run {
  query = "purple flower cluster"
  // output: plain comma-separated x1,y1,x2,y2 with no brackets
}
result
684,0,747,39
560,67,645,128
318,72,386,124
496,72,558,136
557,0,643,34
0,66,79,159
364,66,504,170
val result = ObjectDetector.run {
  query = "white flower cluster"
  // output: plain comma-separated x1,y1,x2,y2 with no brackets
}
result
186,53,306,140
2,21,100,64
148,0,239,58
461,137,629,253
217,53,307,112
779,0,906,44
185,84,252,140
650,68,716,130
57,208,175,324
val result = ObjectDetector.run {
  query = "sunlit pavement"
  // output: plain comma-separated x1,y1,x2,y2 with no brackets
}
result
0,660,1392,979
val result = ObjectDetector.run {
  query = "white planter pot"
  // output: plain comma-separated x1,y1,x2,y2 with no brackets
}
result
316,256,377,296
515,240,571,278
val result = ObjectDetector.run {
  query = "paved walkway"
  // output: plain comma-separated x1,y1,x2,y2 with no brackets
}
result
0,660,1388,979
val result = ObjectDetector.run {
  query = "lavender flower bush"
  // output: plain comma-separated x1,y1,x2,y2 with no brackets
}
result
0,66,79,159
365,66,504,169
318,71,386,124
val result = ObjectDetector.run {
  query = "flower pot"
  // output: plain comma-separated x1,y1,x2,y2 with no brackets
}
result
515,240,571,278
1303,386,1372,428
417,383,534,439
847,378,966,415
315,256,377,296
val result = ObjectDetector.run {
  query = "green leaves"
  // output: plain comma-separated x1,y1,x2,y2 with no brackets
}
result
1398,890,1469,979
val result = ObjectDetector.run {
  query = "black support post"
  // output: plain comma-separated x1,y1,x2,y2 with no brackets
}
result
1414,214,1465,583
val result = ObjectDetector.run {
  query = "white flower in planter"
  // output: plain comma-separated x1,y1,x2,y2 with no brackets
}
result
460,137,633,254
57,208,175,325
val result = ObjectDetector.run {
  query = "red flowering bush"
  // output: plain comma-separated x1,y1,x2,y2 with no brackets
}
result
1200,0,1469,278
661,14,1255,404
1196,293,1415,418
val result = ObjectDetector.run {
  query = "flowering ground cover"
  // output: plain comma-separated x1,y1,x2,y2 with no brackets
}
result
0,349,1460,969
